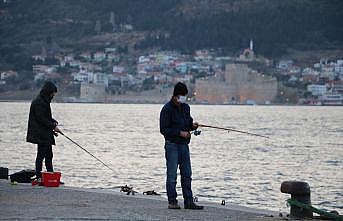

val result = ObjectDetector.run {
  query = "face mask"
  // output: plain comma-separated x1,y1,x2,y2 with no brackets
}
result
178,96,187,103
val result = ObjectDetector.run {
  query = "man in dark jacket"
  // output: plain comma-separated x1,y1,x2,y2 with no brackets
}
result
160,82,204,210
27,81,61,181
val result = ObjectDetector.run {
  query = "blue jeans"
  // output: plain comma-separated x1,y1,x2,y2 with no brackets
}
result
164,142,193,205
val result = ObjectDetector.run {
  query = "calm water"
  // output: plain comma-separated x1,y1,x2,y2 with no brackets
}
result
0,102,342,213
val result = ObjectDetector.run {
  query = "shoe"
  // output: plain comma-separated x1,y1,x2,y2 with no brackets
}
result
32,178,43,186
38,178,43,186
31,179,39,186
184,203,204,210
168,203,181,209
59,181,64,185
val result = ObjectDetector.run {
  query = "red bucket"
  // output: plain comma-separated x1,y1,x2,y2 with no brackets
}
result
41,172,61,187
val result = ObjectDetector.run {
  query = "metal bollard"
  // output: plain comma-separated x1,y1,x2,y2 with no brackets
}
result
281,181,313,219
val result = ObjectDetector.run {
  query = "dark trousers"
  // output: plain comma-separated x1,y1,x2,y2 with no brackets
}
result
35,144,53,178
164,142,193,205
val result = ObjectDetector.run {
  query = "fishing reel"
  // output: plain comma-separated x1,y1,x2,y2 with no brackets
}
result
193,129,202,136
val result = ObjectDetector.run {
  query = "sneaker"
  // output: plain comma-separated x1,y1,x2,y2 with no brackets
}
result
59,181,64,185
168,203,181,209
31,179,39,186
37,178,43,186
184,203,204,210
32,178,42,186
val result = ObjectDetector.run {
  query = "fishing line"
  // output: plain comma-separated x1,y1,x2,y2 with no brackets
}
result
58,131,115,172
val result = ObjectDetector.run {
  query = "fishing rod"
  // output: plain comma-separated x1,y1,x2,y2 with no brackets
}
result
198,124,270,139
58,131,115,172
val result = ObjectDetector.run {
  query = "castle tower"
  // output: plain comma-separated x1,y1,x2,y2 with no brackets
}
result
250,39,253,51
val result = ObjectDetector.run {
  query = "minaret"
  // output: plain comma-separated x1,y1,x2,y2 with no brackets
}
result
250,39,253,51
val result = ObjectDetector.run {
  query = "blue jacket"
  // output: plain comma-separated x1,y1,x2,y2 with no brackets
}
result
160,100,194,144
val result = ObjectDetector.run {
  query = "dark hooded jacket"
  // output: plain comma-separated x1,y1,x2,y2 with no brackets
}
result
160,100,194,144
26,82,58,145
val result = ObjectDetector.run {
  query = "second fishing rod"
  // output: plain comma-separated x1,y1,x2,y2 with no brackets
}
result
192,123,270,139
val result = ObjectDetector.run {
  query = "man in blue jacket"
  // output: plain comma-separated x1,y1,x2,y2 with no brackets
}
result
160,82,204,210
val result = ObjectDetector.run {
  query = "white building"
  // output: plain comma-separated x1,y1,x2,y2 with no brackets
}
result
0,70,18,80
32,55,46,62
107,53,119,62
69,61,82,69
93,52,106,62
73,72,89,83
105,48,116,53
113,66,125,73
138,56,150,63
337,60,343,66
277,60,294,70
93,73,109,87
334,66,343,74
307,84,327,96
314,63,321,69
80,53,92,61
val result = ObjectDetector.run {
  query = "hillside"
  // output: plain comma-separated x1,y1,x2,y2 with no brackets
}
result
0,0,343,71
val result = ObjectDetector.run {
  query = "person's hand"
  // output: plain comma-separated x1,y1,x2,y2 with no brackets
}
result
180,131,191,138
192,122,199,130
54,126,61,133
53,119,59,126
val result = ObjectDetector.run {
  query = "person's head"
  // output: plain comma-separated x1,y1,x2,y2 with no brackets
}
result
172,82,188,104
40,81,57,102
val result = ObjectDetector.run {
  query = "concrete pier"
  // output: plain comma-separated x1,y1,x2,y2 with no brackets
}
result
0,181,287,220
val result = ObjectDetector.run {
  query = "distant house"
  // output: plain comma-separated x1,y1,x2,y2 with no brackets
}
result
69,61,82,69
194,50,212,61
107,53,119,63
93,73,109,87
64,55,74,63
301,75,318,83
320,70,335,80
123,24,133,32
277,60,294,70
332,80,343,94
112,66,125,73
34,72,61,82
334,66,343,74
93,52,106,62
307,84,327,96
301,68,319,80
313,63,321,69
72,72,92,83
173,74,193,83
105,48,116,53
138,56,150,63
32,55,46,62
175,62,188,73
0,70,18,80
288,76,298,82
79,53,92,61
